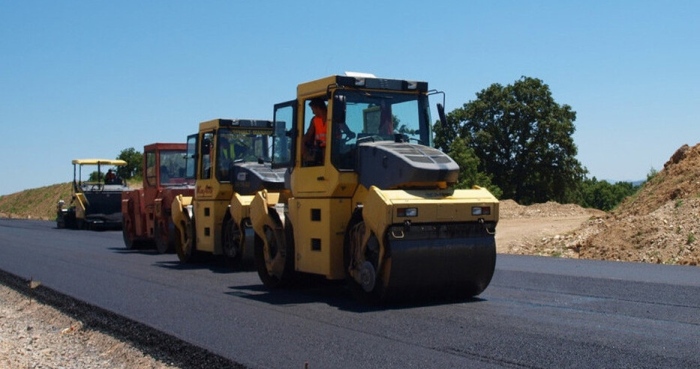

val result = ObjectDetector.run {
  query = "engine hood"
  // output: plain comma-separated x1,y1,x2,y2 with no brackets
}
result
356,142,459,189
230,162,286,195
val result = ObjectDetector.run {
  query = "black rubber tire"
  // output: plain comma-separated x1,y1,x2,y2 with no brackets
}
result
222,216,243,268
154,219,174,254
175,219,197,263
344,217,385,304
122,215,139,250
254,213,294,288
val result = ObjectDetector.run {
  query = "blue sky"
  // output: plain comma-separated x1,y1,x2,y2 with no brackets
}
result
1,1,698,196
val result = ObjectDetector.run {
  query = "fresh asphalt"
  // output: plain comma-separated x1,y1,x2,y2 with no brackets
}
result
1,218,699,368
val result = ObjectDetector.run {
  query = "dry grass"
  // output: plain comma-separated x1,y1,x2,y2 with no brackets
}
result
0,179,141,221
0,183,73,220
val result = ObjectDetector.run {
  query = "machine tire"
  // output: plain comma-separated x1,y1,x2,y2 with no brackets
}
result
122,216,138,249
56,212,65,229
222,216,243,268
154,218,174,254
344,215,386,304
173,226,184,259
60,210,77,229
176,218,198,263
254,213,294,288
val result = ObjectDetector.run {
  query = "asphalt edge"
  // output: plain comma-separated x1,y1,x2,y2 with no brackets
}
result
0,268,247,369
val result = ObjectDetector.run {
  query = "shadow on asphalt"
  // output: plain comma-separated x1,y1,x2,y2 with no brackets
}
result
110,247,162,256
224,274,487,312
114,246,488,311
152,258,257,274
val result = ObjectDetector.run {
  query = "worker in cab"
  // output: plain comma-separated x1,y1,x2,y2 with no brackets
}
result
217,135,233,180
105,169,117,184
303,98,354,166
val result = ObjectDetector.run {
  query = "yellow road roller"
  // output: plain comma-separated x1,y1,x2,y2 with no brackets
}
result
249,74,499,302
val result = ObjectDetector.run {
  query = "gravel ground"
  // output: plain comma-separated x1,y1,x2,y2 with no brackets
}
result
0,270,241,369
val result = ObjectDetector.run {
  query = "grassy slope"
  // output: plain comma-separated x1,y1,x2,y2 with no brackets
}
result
0,183,73,221
0,179,142,221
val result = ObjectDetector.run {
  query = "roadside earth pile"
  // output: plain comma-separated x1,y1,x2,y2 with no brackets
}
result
533,143,700,265
497,199,605,257
0,183,72,221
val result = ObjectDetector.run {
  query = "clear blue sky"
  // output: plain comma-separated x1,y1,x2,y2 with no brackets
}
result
1,1,698,196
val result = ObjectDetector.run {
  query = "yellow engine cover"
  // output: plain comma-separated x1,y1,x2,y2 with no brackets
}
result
362,186,499,242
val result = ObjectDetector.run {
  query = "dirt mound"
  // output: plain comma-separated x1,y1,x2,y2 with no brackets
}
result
533,143,700,266
500,199,604,219
496,200,604,256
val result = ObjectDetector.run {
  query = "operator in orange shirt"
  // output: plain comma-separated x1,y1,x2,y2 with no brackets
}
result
303,98,354,165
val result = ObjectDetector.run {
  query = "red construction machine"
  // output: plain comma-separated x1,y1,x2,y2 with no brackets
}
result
121,143,195,253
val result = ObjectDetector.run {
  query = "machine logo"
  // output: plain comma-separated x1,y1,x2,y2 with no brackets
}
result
197,185,214,197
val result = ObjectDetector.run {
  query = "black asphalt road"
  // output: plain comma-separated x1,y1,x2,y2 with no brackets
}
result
1,218,699,368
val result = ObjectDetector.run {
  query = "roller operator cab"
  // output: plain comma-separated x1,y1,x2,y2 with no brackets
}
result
250,74,500,302
170,119,286,267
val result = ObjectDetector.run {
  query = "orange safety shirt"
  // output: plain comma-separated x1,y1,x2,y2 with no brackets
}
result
312,116,327,147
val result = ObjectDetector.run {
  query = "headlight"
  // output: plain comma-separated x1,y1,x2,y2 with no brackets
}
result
471,206,491,216
397,207,418,217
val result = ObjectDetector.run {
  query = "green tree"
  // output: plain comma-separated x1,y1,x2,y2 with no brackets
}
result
116,147,142,180
579,177,640,211
446,76,587,204
88,171,102,182
646,167,659,182
448,137,502,197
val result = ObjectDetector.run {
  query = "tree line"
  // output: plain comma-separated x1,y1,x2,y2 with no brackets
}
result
88,147,142,183
435,76,645,211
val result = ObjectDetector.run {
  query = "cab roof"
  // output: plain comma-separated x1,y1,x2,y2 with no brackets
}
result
297,75,429,99
198,118,274,131
71,159,127,166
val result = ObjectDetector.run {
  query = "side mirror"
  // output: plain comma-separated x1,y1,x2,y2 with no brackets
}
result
437,103,447,127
